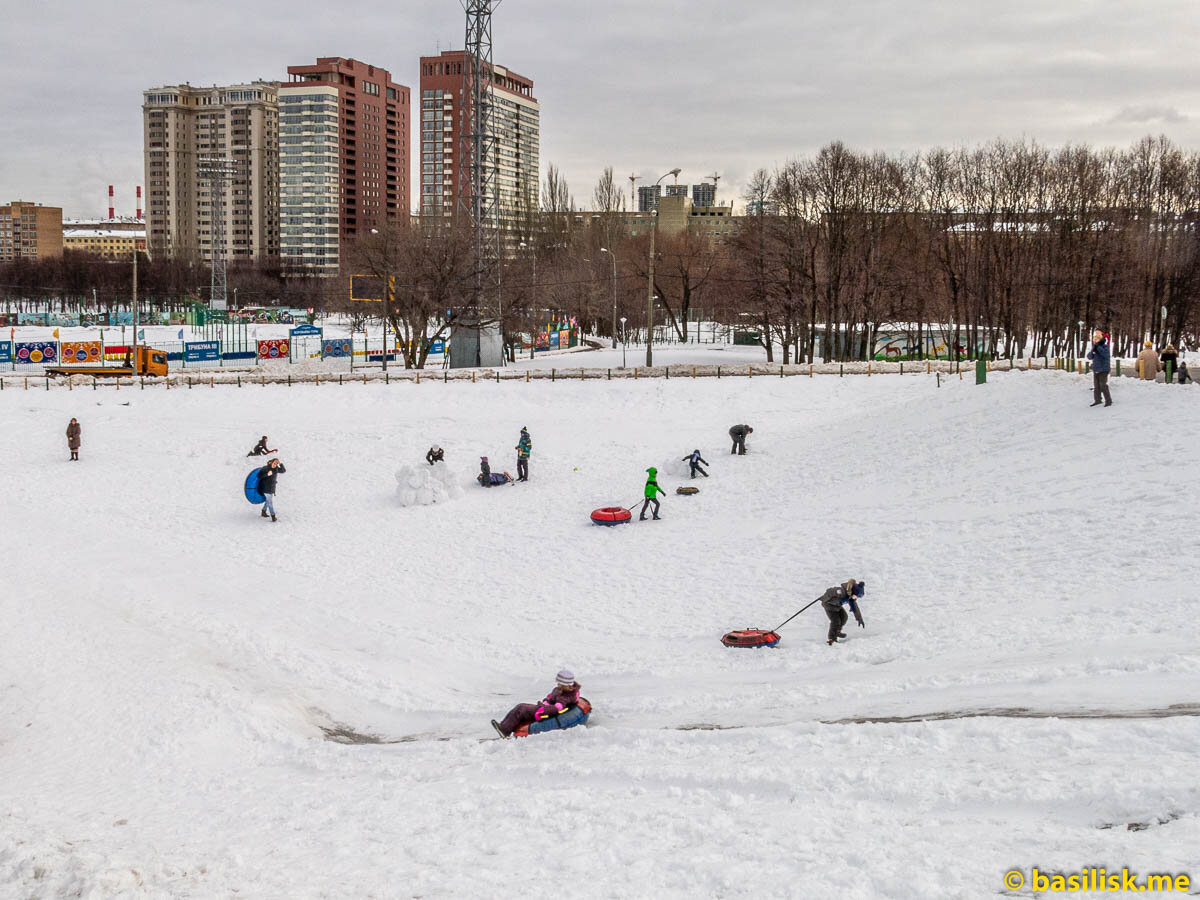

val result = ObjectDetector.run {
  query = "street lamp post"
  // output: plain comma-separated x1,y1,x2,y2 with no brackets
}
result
646,168,680,367
601,247,618,349
620,316,627,368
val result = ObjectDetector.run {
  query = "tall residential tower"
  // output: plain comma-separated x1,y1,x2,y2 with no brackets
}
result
418,50,539,244
142,82,280,261
281,58,410,274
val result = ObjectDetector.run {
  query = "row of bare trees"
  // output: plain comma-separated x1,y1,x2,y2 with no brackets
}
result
4,136,1197,365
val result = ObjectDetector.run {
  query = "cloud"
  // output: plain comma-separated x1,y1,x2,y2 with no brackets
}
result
1106,105,1189,125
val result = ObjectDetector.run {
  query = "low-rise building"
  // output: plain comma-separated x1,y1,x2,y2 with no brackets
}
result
0,200,64,261
63,221,148,259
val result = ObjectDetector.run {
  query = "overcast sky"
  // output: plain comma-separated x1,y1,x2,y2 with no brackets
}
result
1,0,1197,218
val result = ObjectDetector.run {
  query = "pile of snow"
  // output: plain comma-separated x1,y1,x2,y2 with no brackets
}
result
394,462,462,506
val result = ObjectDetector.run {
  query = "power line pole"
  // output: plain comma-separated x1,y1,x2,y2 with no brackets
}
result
197,157,240,311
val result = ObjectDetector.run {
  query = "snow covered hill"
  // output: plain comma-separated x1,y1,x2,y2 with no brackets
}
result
1,371,1197,897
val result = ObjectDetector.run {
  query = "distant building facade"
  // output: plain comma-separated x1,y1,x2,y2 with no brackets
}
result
418,50,539,246
281,57,411,275
572,194,742,242
691,182,716,207
637,184,662,212
142,82,280,262
0,201,64,261
63,217,147,259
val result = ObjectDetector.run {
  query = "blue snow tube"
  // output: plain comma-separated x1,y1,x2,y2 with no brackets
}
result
244,467,265,504
521,699,592,736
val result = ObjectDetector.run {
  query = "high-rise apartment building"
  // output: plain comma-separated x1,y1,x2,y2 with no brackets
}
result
637,184,662,212
0,201,64,261
281,58,410,274
691,183,716,207
143,82,280,261
418,50,539,243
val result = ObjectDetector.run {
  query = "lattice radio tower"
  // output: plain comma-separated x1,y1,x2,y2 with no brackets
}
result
197,156,241,310
460,0,503,315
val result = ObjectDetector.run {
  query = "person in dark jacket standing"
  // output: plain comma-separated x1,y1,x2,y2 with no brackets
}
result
426,445,444,465
1160,344,1179,383
491,669,581,739
66,418,81,461
682,449,709,478
729,424,753,455
256,457,286,521
641,467,665,520
515,427,531,482
819,579,866,645
1086,330,1112,407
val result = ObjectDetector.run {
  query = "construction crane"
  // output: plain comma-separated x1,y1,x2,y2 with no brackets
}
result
628,173,640,211
707,172,721,204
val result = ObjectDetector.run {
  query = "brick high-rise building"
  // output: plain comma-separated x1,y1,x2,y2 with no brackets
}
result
143,82,280,262
418,50,539,244
0,201,64,262
281,57,410,274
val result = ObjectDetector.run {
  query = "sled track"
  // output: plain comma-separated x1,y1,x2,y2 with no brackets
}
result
823,703,1200,725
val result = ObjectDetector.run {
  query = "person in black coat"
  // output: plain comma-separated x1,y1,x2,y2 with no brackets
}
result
248,436,276,457
257,458,286,521
1160,344,1179,383
426,445,444,465
819,579,866,645
729,424,753,455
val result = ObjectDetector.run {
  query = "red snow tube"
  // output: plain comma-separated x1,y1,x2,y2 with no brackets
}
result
721,629,781,648
591,506,632,526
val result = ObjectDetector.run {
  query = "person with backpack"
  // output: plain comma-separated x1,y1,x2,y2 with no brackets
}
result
641,467,665,520
1086,331,1112,407
491,670,581,739
682,448,709,479
257,457,286,522
515,427,531,482
66,418,81,461
819,579,866,645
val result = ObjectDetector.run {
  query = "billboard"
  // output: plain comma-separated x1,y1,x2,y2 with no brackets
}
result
14,341,58,364
185,340,221,363
257,339,290,360
0,341,10,363
322,338,351,358
60,341,102,363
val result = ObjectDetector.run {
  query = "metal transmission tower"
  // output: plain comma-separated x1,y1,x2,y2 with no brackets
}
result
197,157,240,310
460,0,503,317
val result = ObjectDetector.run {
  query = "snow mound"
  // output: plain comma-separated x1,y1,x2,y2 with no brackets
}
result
395,463,463,506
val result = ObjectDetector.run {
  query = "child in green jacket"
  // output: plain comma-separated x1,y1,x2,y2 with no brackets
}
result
640,467,665,520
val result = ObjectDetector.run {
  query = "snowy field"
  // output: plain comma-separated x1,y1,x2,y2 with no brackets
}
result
2,371,1198,898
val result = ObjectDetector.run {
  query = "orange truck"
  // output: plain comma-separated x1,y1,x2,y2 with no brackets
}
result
46,345,169,378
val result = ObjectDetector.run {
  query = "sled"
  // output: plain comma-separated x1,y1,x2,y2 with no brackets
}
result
591,507,632,526
514,698,592,737
244,467,265,504
721,628,781,648
676,486,700,495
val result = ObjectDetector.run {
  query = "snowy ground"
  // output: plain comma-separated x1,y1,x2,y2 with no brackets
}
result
2,371,1198,898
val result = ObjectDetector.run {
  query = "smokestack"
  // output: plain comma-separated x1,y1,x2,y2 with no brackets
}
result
136,185,142,220
108,185,115,220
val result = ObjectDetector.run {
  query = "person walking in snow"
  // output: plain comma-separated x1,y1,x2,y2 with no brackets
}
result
66,418,81,461
1136,341,1159,381
515,427,531,482
1086,331,1112,407
247,435,276,457
426,445,444,465
1179,359,1192,384
682,449,709,479
491,669,581,739
819,578,866,646
729,424,753,455
640,467,665,520
257,457,286,522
